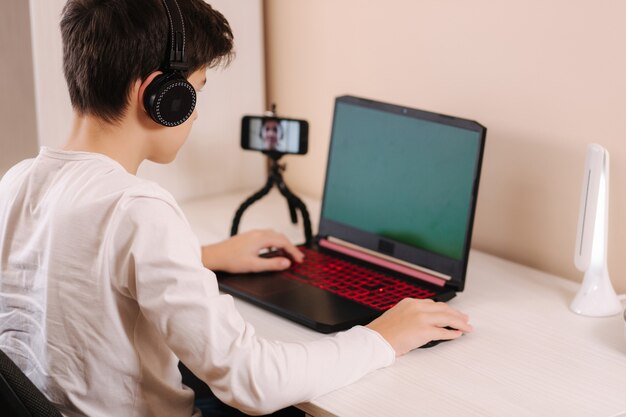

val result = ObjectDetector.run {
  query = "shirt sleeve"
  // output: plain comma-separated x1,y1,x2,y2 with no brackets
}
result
110,195,395,415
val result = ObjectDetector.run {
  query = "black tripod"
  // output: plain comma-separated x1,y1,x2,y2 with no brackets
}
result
230,152,312,245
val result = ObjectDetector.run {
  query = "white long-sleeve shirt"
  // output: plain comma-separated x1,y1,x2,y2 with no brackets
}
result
0,148,395,417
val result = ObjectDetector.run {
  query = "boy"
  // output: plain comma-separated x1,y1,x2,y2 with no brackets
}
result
0,0,472,416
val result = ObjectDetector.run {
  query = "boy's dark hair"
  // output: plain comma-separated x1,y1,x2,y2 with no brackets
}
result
61,0,234,123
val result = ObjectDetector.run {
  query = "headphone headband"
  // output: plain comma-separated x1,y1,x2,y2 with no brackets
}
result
161,0,187,71
144,0,196,127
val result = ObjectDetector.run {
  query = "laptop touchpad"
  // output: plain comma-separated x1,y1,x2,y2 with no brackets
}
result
223,274,305,297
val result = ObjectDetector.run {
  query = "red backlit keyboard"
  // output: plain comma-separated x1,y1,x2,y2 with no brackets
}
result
282,247,437,311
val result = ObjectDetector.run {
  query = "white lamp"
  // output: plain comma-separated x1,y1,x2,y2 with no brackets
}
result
571,144,621,317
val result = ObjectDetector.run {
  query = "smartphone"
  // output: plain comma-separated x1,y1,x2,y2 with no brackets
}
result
241,115,308,155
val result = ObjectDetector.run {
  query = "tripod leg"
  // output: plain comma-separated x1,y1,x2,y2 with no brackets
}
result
287,199,298,224
231,177,274,236
276,181,313,246
276,175,298,224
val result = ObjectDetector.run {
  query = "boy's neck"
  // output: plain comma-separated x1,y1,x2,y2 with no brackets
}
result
64,113,146,174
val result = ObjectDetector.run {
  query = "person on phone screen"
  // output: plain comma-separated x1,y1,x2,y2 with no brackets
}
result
260,118,285,152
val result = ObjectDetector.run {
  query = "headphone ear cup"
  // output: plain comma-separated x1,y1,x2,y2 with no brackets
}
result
143,72,197,127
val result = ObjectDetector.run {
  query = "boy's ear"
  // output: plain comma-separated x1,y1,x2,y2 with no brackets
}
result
137,71,163,113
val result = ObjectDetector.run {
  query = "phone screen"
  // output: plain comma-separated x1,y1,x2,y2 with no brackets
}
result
241,116,308,154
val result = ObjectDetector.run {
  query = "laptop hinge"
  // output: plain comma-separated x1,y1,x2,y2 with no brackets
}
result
319,237,448,287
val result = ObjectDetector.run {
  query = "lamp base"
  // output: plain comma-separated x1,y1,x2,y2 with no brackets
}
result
570,269,622,317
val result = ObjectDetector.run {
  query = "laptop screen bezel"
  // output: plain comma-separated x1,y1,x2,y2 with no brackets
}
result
317,95,486,292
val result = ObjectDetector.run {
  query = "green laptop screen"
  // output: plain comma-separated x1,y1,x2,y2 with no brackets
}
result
321,101,482,260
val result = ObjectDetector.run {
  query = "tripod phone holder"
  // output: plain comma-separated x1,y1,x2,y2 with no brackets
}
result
230,151,313,245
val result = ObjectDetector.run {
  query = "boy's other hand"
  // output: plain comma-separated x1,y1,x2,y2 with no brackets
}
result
201,229,304,273
366,298,473,356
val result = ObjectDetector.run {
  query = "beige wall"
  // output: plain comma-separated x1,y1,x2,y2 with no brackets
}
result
264,0,626,293
0,0,39,173
25,0,267,202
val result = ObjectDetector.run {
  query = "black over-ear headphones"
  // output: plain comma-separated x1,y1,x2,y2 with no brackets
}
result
143,0,197,127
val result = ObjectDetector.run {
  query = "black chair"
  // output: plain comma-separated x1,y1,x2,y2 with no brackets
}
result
0,349,61,417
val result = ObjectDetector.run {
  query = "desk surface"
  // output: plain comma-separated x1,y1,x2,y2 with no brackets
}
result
180,190,626,417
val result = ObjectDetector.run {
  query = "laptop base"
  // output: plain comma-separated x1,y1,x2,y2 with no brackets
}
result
218,271,456,334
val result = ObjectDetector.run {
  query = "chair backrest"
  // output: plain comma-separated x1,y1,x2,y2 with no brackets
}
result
0,349,62,417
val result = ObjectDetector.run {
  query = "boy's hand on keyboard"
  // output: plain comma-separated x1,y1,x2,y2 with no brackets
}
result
366,298,473,356
201,229,304,273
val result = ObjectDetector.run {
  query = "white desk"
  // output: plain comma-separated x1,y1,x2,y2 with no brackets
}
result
180,190,626,417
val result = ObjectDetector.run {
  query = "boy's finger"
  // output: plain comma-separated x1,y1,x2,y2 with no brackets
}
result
279,243,304,263
262,233,304,263
430,327,465,342
252,257,292,272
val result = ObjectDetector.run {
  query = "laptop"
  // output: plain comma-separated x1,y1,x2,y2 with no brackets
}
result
218,95,486,333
